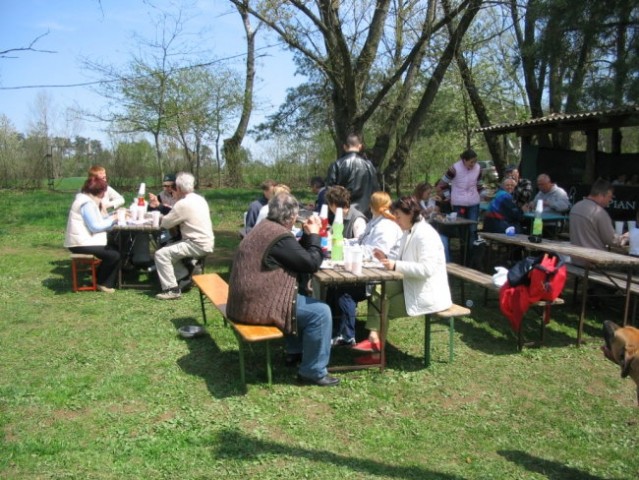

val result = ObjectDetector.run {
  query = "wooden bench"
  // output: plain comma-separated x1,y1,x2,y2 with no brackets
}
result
425,304,471,367
446,263,565,349
70,254,101,292
192,273,284,387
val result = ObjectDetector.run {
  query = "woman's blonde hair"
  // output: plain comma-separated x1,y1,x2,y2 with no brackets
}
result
369,191,395,220
272,184,291,196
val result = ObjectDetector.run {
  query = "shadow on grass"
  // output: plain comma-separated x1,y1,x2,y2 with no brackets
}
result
214,428,465,479
447,281,614,354
498,450,617,480
170,316,306,398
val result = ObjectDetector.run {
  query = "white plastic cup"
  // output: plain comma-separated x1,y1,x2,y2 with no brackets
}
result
117,208,127,226
343,245,353,271
615,221,624,235
448,212,457,221
627,220,636,232
151,211,161,228
137,204,147,222
351,246,363,275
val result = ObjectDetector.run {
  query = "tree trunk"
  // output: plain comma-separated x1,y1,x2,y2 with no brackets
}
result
383,0,482,186
223,1,257,187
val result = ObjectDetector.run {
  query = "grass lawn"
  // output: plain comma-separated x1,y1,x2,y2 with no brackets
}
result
0,187,637,479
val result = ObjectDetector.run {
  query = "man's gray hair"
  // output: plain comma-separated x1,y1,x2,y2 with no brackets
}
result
176,172,195,194
267,192,299,225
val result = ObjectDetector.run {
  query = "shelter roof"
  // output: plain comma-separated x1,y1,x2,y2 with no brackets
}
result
474,105,639,135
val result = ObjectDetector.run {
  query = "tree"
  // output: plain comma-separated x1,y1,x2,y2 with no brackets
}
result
230,0,484,187
165,66,243,187
223,0,259,187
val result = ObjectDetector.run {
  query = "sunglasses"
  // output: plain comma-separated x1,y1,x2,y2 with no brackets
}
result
162,184,174,188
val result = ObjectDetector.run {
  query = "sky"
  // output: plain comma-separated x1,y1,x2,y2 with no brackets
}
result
0,0,300,152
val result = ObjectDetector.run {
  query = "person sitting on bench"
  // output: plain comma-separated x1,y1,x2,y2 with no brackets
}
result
227,191,339,387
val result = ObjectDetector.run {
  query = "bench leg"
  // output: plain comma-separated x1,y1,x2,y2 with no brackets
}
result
425,315,455,366
448,317,455,364
199,290,208,325
235,334,246,388
424,316,431,367
265,341,273,386
541,304,550,344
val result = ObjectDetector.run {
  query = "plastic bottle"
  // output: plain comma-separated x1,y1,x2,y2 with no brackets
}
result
136,183,147,221
319,205,330,257
331,207,344,261
532,199,543,238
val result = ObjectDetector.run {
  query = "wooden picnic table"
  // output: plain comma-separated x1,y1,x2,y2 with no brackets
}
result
429,216,478,265
112,222,161,289
313,263,403,371
479,232,639,343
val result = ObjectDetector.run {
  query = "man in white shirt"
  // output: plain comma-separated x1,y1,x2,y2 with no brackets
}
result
154,172,215,300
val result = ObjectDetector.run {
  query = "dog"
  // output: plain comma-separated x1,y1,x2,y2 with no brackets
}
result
602,320,639,405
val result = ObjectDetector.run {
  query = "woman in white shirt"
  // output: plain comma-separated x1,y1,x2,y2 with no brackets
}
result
328,192,402,347
353,195,452,362
64,176,121,293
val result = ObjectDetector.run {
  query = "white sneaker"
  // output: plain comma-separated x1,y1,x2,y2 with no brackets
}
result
97,285,115,293
156,288,181,300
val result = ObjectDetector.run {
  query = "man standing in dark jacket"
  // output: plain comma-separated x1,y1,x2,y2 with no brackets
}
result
326,134,378,216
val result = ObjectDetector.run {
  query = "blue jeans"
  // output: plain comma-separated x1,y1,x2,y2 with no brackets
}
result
453,204,480,242
285,294,332,380
328,285,368,341
439,234,451,263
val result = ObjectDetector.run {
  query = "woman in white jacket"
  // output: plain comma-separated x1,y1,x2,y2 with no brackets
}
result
353,195,452,362
64,176,120,293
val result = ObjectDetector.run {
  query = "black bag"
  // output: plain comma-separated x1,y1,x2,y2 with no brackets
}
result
506,255,540,287
506,252,566,289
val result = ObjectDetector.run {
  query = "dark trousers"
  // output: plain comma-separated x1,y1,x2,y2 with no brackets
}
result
69,245,121,288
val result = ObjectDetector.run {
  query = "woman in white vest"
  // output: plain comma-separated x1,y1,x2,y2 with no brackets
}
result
64,176,121,293
353,196,452,363
435,149,485,244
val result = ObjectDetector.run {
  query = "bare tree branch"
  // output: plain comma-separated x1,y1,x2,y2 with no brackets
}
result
0,31,56,58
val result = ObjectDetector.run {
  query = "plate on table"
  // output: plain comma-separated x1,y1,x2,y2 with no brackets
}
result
320,260,344,269
362,260,383,269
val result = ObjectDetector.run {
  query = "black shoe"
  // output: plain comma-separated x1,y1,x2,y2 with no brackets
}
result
296,374,340,387
284,353,302,367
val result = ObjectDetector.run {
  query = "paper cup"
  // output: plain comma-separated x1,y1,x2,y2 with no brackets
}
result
151,211,161,228
448,212,457,221
117,208,127,226
351,249,363,275
615,221,624,235
627,220,636,231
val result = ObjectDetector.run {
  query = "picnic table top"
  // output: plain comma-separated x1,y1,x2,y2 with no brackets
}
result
479,232,639,269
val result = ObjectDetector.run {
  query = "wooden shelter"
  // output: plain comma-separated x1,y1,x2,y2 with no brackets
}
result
475,105,639,221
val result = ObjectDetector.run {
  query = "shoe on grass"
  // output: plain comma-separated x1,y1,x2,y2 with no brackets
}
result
352,338,381,352
156,287,181,300
96,285,115,293
331,335,356,347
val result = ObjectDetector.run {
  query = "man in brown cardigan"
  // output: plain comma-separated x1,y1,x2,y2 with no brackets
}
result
227,192,339,387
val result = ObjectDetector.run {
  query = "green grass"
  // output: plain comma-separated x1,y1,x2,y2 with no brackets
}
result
1,187,638,479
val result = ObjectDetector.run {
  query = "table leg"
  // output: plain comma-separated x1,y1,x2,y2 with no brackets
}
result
117,231,124,289
623,270,632,326
577,268,590,346
378,281,387,372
